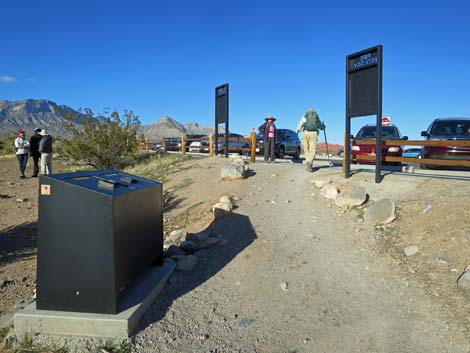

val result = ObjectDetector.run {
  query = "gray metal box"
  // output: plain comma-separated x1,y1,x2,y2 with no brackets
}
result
36,170,163,314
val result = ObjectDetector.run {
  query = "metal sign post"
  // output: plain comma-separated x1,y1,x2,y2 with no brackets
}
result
345,45,383,183
215,83,229,157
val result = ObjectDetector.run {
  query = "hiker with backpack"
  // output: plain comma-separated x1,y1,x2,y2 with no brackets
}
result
296,108,325,172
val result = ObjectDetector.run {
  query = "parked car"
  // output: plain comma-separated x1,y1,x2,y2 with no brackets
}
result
217,133,249,153
164,138,181,150
351,124,408,164
189,138,210,152
421,118,470,168
149,141,165,151
403,148,422,158
256,129,301,159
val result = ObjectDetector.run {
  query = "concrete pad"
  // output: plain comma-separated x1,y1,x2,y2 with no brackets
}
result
14,262,175,338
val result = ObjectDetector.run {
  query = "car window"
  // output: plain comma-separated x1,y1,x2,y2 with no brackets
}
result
431,120,470,137
356,126,399,139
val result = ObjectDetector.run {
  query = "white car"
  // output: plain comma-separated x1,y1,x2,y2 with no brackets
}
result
189,140,210,152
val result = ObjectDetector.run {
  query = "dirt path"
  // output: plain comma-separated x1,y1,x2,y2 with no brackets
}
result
135,161,470,353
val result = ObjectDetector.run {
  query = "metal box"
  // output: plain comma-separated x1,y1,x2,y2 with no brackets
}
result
36,170,163,314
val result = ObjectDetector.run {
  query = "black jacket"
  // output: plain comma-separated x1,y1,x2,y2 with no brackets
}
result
38,135,53,154
29,134,42,156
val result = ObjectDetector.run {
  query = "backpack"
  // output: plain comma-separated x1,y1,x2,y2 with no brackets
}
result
303,110,321,131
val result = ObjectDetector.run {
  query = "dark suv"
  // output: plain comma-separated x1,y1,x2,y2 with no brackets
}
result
421,118,470,168
351,124,407,164
257,129,301,159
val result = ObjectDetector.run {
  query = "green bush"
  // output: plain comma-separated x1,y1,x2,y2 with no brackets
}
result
62,108,141,169
0,134,17,155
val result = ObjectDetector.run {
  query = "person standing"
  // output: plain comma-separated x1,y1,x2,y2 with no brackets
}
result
14,130,30,179
38,129,53,175
258,115,277,162
29,128,42,177
296,108,325,172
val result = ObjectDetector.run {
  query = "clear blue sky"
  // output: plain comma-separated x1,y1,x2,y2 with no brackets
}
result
1,0,469,144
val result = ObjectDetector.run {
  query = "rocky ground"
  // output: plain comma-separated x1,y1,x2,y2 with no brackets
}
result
1,153,470,352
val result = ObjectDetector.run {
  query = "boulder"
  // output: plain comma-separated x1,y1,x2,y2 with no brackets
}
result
193,230,211,243
320,184,339,200
176,255,198,272
458,271,470,291
167,229,187,245
364,199,396,225
166,245,186,257
199,237,219,249
335,186,368,208
180,240,198,254
219,195,231,204
311,178,331,189
213,202,232,218
220,163,245,180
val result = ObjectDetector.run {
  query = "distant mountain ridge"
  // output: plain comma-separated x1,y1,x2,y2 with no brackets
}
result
0,99,220,139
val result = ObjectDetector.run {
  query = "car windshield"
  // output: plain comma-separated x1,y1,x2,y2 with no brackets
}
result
430,120,470,137
356,126,400,139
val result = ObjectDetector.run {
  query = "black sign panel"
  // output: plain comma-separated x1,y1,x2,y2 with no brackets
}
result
215,84,228,124
347,46,381,118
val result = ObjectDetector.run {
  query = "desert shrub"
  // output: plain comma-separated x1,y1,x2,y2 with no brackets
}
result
0,134,17,155
62,109,140,169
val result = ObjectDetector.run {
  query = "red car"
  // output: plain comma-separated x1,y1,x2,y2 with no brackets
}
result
421,118,470,169
351,124,408,164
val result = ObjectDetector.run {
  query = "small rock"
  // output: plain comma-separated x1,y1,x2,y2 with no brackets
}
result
220,163,245,180
232,196,240,201
404,245,418,257
16,198,27,203
180,240,198,254
0,279,7,288
364,199,396,225
280,282,288,291
176,255,199,272
423,205,433,214
199,237,219,249
271,200,276,205
194,249,210,258
238,318,253,329
437,255,450,264
320,184,339,200
286,200,291,203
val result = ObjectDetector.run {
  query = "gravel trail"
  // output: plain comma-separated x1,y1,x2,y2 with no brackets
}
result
135,162,468,353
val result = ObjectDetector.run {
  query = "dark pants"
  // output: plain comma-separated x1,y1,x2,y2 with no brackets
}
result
264,137,275,161
31,154,40,176
17,154,28,176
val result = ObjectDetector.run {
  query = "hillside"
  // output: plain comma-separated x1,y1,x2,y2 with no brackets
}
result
0,99,219,139
0,99,79,138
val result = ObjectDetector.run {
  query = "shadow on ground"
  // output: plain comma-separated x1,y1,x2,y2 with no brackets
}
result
135,212,257,334
0,221,37,266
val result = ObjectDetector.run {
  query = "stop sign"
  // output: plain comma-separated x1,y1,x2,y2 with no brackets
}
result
382,116,390,126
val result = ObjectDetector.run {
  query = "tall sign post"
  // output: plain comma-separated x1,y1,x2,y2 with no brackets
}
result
345,45,383,183
215,83,229,157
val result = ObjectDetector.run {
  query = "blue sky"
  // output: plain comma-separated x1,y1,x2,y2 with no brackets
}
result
1,0,469,144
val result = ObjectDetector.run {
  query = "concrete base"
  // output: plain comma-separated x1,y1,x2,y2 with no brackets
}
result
14,262,175,339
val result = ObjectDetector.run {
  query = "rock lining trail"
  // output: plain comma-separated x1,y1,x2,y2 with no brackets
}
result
135,161,469,353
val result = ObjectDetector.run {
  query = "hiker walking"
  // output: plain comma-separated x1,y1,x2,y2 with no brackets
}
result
38,129,53,174
29,128,42,177
296,108,325,172
259,115,277,163
14,130,30,179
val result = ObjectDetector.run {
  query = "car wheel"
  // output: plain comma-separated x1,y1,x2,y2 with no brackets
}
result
294,147,300,160
278,146,285,159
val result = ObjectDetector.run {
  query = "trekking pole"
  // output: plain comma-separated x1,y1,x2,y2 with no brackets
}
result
322,122,333,167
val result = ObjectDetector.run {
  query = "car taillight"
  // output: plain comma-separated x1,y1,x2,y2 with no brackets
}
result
387,147,400,152
351,146,360,151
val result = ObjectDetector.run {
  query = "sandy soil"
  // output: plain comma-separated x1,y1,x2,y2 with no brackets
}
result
1,154,470,352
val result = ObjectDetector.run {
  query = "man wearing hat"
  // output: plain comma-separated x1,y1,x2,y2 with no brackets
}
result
258,115,277,162
38,129,53,174
29,128,42,177
296,108,325,172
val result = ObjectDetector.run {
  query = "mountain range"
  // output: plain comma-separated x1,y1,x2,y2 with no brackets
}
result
0,99,219,139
